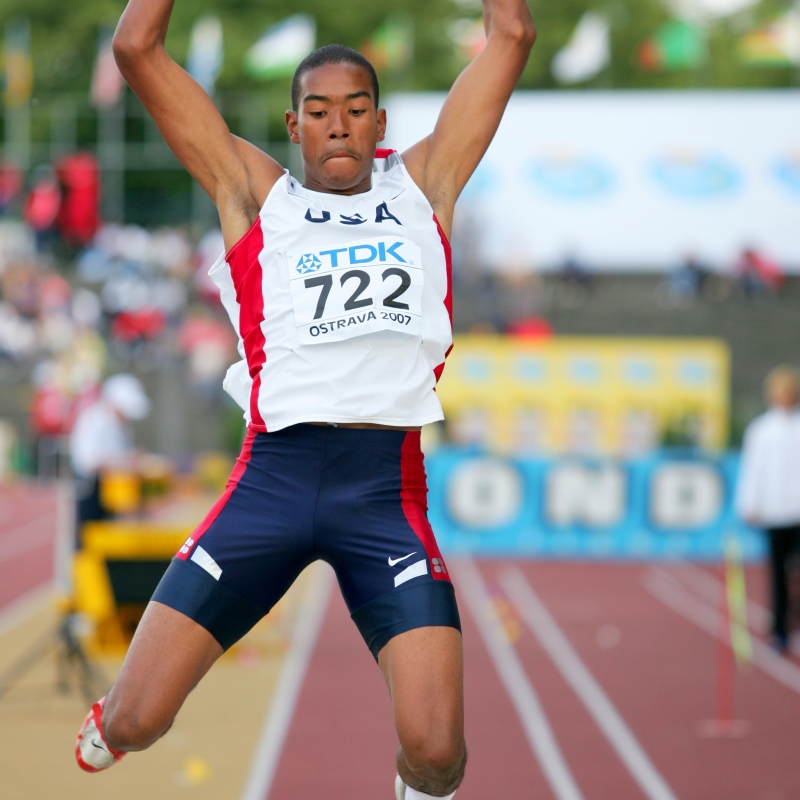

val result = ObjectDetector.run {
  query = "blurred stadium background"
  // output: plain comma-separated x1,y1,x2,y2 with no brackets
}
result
0,0,798,797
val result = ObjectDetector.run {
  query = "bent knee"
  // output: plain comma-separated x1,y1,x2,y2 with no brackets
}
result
103,705,172,751
402,732,466,779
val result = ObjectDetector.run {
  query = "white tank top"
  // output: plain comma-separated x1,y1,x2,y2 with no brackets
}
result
210,149,453,431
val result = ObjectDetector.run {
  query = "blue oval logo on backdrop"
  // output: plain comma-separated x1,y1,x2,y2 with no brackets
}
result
514,357,547,383
650,152,740,198
568,357,602,384
528,154,615,200
773,154,800,197
623,359,656,386
677,359,712,387
460,357,493,383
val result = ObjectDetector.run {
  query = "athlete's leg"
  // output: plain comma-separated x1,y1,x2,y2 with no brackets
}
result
379,626,466,797
77,426,323,771
315,427,465,795
103,602,222,750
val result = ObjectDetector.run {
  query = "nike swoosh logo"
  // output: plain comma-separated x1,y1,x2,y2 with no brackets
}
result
388,552,417,567
90,739,107,751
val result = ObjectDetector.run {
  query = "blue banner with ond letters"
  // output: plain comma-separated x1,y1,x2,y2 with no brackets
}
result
425,448,763,561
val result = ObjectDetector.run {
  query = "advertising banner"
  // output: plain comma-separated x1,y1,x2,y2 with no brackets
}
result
385,91,800,271
426,448,762,560
437,335,729,455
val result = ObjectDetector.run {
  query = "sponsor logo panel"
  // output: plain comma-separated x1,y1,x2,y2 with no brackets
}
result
288,235,424,345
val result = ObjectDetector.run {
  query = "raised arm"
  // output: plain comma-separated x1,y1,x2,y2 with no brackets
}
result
113,0,284,250
403,0,535,237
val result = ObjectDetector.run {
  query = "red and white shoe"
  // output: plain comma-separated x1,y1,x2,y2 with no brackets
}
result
75,697,125,773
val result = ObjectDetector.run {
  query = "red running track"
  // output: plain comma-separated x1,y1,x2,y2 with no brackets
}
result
0,483,57,614
266,560,800,800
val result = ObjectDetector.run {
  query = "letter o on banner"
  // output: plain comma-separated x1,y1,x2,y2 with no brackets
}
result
650,462,723,529
447,458,523,529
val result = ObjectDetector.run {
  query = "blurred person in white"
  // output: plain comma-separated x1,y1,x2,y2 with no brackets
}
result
735,366,800,654
70,373,151,537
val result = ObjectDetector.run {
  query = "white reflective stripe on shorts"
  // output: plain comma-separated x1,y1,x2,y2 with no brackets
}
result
191,545,222,580
394,559,428,587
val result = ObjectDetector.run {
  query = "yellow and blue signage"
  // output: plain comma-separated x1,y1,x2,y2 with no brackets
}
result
437,335,729,455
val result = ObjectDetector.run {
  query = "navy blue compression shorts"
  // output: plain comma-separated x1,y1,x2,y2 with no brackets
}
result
152,423,460,658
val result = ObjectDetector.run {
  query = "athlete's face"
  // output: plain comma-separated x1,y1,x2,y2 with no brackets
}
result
286,63,386,195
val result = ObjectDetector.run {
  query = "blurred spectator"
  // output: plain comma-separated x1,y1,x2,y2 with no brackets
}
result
70,373,150,532
506,316,554,339
178,310,236,391
0,300,37,359
737,247,784,298
655,254,711,309
497,270,545,326
30,325,106,475
111,309,166,345
0,163,24,216
193,227,225,305
560,253,593,289
56,153,101,247
23,166,62,248
2,263,41,318
556,252,593,309
676,254,709,294
30,360,73,438
0,221,36,271
735,366,800,654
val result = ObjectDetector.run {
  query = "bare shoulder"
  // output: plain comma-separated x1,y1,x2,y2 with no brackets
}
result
216,138,286,251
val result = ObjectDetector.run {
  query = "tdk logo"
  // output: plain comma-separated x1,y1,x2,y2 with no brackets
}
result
296,253,323,274
298,240,408,273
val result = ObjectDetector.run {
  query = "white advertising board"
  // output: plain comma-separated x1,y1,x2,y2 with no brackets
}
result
384,91,800,272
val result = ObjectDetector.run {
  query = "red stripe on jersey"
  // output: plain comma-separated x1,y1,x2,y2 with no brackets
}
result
433,347,453,383
175,427,257,560
375,148,397,158
227,219,267,430
433,214,453,383
400,431,451,582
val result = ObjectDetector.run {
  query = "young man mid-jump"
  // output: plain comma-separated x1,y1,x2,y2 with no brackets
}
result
75,2,535,797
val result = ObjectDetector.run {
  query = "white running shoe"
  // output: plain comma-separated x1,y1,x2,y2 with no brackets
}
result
395,774,406,800
75,696,126,773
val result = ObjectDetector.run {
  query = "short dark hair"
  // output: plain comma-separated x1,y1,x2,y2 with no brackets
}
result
291,44,380,112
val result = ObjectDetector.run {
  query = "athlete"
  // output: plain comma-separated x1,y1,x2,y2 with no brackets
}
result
75,2,535,797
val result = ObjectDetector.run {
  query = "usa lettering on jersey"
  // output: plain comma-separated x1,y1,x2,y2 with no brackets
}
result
288,235,424,345
304,202,402,226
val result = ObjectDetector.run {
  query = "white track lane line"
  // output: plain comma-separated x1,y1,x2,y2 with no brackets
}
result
664,562,770,633
454,558,585,800
239,562,335,800
500,567,679,800
643,568,800,697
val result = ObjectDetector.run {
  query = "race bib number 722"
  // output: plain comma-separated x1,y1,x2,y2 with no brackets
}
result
288,236,423,345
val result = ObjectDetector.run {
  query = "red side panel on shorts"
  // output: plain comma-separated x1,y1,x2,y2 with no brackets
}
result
433,214,453,384
400,431,450,582
176,428,257,560
227,219,267,430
